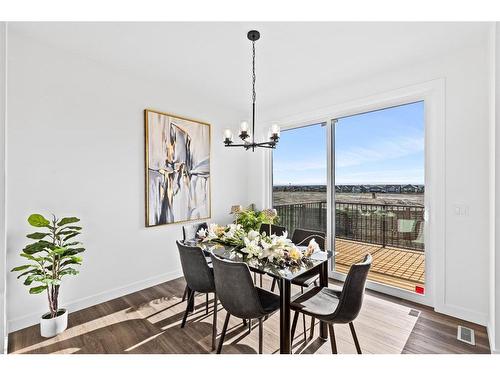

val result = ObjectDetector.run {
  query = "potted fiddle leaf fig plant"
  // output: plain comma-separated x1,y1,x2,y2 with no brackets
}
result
11,213,85,337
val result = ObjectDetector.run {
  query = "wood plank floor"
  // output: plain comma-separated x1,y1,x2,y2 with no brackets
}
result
8,276,490,354
336,239,425,293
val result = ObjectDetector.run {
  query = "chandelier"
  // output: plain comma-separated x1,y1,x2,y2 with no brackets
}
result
223,30,280,151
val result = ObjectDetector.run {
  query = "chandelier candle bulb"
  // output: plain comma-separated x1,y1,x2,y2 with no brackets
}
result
271,124,280,135
223,129,233,141
240,121,249,132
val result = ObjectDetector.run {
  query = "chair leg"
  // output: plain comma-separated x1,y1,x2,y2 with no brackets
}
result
301,286,306,342
290,311,299,346
181,290,195,328
254,272,257,284
260,274,263,287
248,319,253,333
310,317,315,339
328,324,337,354
211,293,217,351
270,278,276,292
187,289,195,312
242,319,247,326
206,293,209,315
182,285,189,301
258,317,263,354
217,312,231,354
349,322,362,354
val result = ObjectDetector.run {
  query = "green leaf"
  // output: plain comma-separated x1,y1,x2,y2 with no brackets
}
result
26,232,50,239
51,247,67,255
20,253,37,261
63,241,81,247
40,278,61,285
11,264,31,272
60,268,79,277
63,247,85,256
28,214,50,228
29,285,47,294
57,217,80,227
65,226,82,231
22,240,53,255
57,230,78,236
60,257,82,268
17,268,42,279
63,232,80,242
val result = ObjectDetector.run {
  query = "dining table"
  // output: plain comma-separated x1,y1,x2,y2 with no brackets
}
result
184,239,333,354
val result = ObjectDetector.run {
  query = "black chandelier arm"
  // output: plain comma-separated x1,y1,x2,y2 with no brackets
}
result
255,141,277,147
223,141,276,149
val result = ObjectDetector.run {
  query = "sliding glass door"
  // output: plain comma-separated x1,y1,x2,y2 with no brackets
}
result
271,101,426,298
333,101,425,295
272,123,328,236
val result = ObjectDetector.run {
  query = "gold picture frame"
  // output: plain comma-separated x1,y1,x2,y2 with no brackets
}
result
144,109,211,227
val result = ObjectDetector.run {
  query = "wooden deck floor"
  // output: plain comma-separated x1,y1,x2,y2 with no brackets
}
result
335,239,425,293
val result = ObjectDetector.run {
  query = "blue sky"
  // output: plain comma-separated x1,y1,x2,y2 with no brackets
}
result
272,101,424,185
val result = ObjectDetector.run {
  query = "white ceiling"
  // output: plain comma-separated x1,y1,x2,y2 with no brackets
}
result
10,22,490,116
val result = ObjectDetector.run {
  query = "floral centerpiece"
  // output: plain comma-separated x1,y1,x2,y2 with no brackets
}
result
197,223,320,268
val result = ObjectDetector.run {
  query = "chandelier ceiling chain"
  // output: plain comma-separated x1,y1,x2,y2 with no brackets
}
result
252,40,256,105
223,30,280,152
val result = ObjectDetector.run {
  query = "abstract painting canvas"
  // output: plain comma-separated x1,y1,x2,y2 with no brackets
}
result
145,109,211,226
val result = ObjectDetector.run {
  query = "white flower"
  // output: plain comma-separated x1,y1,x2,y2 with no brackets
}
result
289,246,301,261
247,230,260,241
240,237,262,259
206,223,220,240
196,228,207,239
305,238,320,257
224,224,237,239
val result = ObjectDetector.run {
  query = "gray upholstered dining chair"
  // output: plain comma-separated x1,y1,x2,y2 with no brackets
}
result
181,222,211,312
176,240,218,351
290,254,372,354
210,252,281,354
182,222,208,242
258,224,286,237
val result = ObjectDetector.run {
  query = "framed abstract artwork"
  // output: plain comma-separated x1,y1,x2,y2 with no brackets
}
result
144,109,211,227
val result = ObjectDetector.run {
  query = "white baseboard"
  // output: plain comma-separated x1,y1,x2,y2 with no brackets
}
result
434,303,488,327
7,269,183,333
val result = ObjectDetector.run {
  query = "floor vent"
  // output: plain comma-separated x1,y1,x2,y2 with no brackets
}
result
408,309,420,317
457,326,475,345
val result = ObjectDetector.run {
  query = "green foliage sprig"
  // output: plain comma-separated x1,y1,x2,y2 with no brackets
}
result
11,214,85,319
235,207,279,232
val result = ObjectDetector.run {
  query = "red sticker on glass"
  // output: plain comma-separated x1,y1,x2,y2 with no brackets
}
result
415,286,425,294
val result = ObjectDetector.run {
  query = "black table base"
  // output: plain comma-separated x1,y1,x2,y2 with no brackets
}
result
279,279,292,353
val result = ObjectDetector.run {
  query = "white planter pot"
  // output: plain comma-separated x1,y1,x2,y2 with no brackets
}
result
40,308,68,338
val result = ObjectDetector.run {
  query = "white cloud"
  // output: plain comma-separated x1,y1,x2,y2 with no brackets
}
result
336,135,424,168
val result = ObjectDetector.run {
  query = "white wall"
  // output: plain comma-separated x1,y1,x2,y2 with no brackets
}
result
250,42,491,325
5,31,251,332
1,22,7,352
494,21,500,353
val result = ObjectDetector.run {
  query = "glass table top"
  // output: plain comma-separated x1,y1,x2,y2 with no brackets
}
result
184,240,333,281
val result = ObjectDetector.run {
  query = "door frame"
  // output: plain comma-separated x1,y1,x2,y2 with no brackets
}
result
265,79,445,308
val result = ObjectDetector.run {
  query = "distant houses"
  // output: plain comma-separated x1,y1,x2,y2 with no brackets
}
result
277,184,425,194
